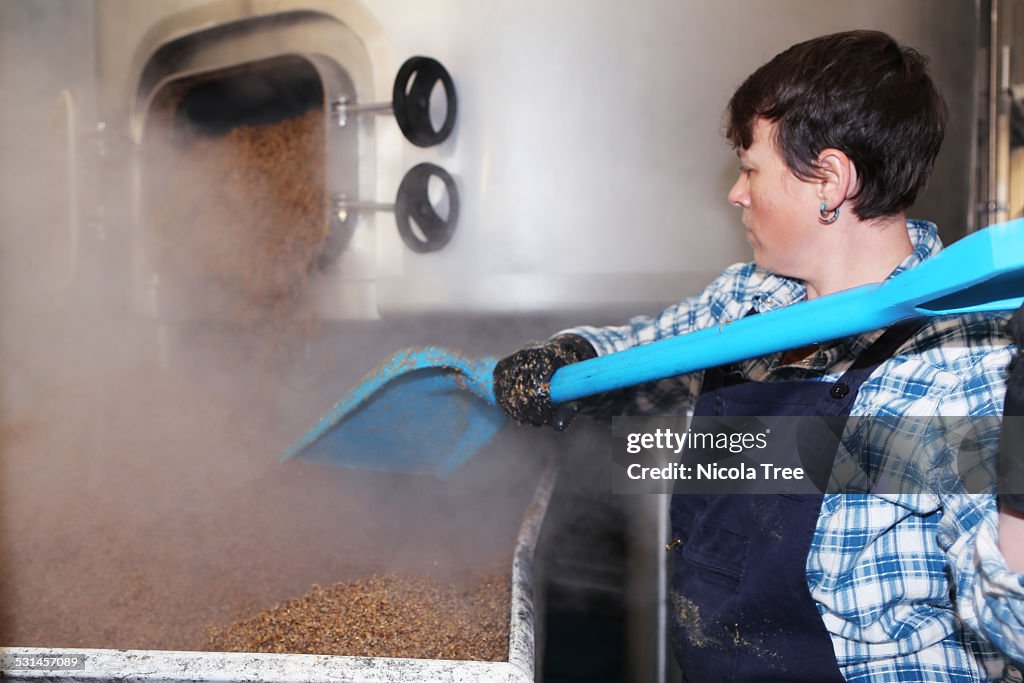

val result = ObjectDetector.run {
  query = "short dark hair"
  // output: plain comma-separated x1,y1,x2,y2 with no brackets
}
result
726,30,948,221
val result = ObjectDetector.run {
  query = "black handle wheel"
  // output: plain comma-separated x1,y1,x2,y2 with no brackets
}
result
392,56,457,148
394,163,459,253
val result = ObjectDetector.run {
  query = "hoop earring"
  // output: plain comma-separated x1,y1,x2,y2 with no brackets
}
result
818,202,840,225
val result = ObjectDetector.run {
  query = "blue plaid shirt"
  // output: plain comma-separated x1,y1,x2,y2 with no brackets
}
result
567,221,1024,682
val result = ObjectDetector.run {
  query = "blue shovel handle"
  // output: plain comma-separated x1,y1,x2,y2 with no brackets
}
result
549,218,1024,404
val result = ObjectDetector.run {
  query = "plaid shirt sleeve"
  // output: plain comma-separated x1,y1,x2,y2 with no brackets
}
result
935,339,1024,668
559,262,767,417
810,317,1023,681
970,508,1024,665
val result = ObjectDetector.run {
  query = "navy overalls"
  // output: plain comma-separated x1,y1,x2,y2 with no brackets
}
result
668,320,922,682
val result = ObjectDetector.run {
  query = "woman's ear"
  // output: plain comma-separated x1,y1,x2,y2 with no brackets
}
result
815,148,856,209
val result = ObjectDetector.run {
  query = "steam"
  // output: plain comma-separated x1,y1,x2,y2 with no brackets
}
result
0,11,557,653
0,1,649,660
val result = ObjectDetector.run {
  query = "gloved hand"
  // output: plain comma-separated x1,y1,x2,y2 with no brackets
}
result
999,304,1024,515
493,334,597,430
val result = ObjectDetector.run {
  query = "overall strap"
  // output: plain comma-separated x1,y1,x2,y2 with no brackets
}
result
670,317,928,682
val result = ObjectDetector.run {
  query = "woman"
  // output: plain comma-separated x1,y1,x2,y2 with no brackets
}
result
494,31,1024,681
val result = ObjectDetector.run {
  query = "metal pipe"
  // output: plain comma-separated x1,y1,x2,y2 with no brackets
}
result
997,44,1012,224
989,0,1000,226
331,97,393,127
334,198,395,213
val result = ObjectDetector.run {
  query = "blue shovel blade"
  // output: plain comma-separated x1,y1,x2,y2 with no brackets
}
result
281,347,504,478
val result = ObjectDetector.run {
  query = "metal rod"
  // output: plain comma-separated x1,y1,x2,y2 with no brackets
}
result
333,195,395,214
335,200,395,212
335,101,394,114
331,97,393,127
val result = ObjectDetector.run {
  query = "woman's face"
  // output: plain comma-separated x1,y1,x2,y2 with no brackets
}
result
727,118,825,281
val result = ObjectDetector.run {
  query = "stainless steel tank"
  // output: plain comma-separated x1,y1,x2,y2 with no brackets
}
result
18,0,982,322
0,3,989,683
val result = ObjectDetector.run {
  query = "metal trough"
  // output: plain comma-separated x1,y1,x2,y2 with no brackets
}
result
0,462,557,683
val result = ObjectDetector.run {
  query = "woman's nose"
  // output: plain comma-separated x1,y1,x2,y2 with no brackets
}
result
728,174,749,208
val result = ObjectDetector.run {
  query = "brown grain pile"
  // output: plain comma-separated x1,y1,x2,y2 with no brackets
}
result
206,569,512,661
146,106,327,326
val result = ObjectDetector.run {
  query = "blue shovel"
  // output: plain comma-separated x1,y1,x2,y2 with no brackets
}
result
282,218,1024,477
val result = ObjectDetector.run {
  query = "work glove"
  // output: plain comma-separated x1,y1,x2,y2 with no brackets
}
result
999,303,1024,515
493,334,598,430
